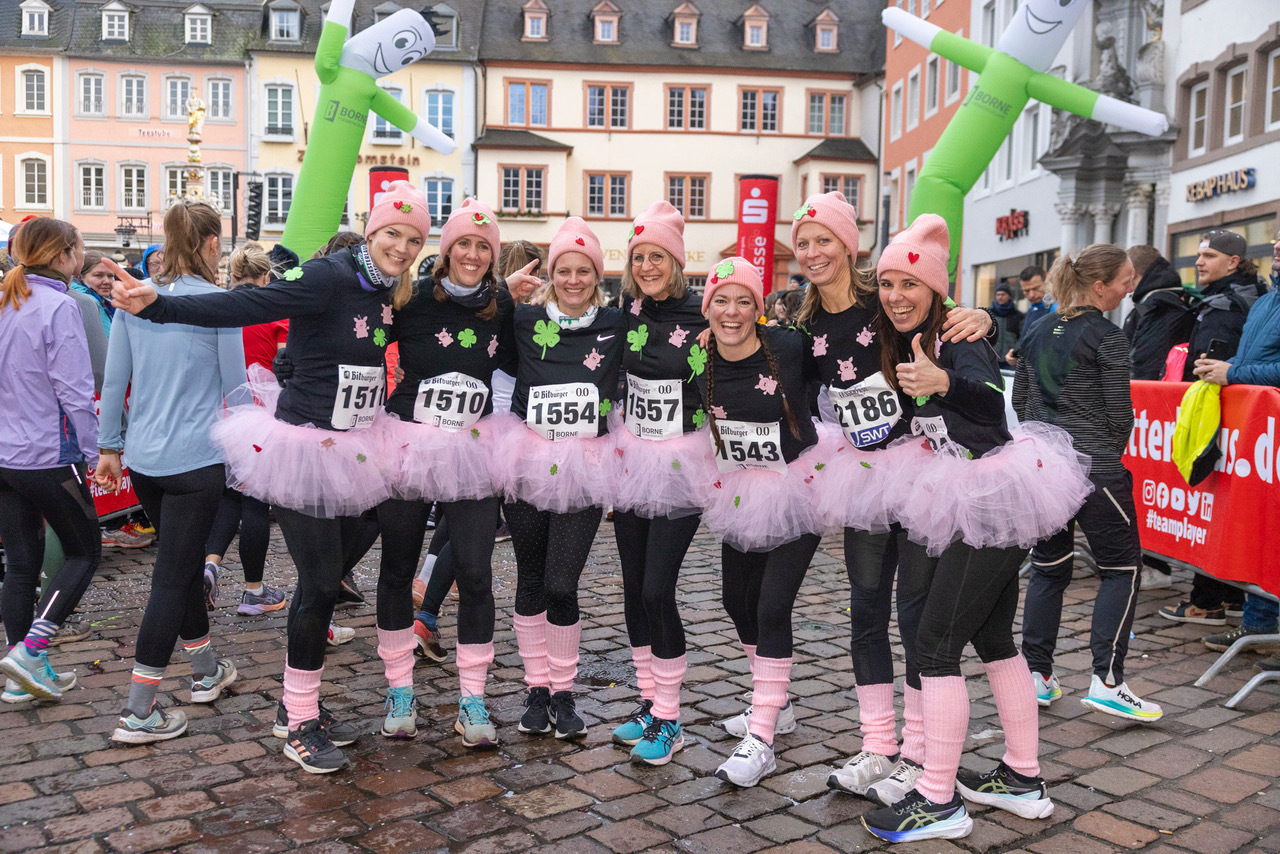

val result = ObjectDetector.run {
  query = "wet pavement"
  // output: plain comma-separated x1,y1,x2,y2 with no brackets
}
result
2,523,1280,853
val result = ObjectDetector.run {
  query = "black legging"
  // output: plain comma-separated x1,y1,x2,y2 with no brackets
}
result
0,465,101,646
616,511,701,659
505,500,602,625
275,506,380,671
379,496,500,644
915,542,1026,677
846,526,937,690
205,488,270,584
130,465,226,669
721,534,821,659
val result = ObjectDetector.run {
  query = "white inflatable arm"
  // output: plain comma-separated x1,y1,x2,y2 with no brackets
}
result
411,117,457,156
324,0,355,28
882,7,944,50
1092,94,1170,137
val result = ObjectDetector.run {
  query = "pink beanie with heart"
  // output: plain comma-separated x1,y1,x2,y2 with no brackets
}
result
700,256,764,315
547,216,604,280
439,197,501,260
365,180,433,241
791,191,861,259
877,213,951,297
627,201,686,268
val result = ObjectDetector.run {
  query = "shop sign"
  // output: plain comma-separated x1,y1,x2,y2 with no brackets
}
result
1185,168,1255,203
295,149,421,166
995,209,1029,241
139,129,173,138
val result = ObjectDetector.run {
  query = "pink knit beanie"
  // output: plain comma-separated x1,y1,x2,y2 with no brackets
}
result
547,216,604,280
791,191,860,259
877,213,950,297
627,201,686,268
439,198,501,259
701,256,764,315
365,180,432,241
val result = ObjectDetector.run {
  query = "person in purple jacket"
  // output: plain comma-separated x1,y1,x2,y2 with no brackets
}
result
0,217,102,704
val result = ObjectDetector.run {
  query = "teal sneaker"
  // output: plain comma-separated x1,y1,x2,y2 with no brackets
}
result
3,666,77,704
0,647,63,701
112,704,188,744
1080,675,1163,722
381,686,417,739
629,717,683,766
611,698,653,746
455,691,498,748
190,659,237,703
1032,672,1060,707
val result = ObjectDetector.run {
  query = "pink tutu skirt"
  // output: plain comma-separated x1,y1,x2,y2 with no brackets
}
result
811,422,933,533
210,368,395,518
884,421,1094,556
608,411,719,519
702,440,833,553
493,414,615,513
384,413,517,503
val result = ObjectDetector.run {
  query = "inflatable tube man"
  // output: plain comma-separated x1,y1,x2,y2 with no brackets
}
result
884,0,1169,278
281,0,456,256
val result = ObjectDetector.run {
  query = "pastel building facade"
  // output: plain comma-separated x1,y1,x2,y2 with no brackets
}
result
0,1,67,224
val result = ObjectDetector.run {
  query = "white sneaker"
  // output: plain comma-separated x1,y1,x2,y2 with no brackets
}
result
326,623,355,647
1140,567,1173,589
828,750,897,797
1081,675,1163,722
1033,672,1061,707
715,733,776,788
2,671,77,704
866,758,924,806
719,698,797,737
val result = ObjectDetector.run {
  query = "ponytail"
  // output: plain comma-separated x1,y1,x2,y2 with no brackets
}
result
0,217,79,313
1047,244,1129,319
704,325,801,455
155,201,221,286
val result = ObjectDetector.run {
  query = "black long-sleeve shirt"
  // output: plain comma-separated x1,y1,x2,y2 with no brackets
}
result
621,291,709,437
905,328,1011,459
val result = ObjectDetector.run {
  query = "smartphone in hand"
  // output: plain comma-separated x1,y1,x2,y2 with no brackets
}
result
1205,338,1230,361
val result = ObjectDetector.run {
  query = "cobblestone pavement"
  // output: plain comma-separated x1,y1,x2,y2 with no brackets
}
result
3,523,1280,854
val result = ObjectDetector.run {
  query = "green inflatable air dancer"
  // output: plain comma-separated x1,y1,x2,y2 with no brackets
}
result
883,0,1169,279
280,0,455,256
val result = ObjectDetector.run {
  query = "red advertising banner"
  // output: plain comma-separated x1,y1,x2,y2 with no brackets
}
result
370,166,410,212
736,175,778,298
90,392,141,520
1125,380,1280,596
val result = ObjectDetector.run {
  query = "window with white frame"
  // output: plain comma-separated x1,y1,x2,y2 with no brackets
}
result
165,77,191,119
121,165,147,210
22,0,50,36
666,174,706,219
166,166,188,202
586,173,628,218
1224,65,1246,145
80,73,105,115
207,168,233,211
904,163,917,212
906,70,920,130
676,20,694,44
746,23,764,47
1000,137,1014,183
432,6,458,49
21,158,49,207
122,75,147,117
740,88,779,133
821,175,859,212
102,1,129,40
80,163,106,209
672,4,700,47
1188,80,1208,156
816,23,837,52
507,81,548,127
270,7,300,41
808,92,846,135
208,78,232,119
666,86,706,130
921,0,930,15
1024,108,1041,172
266,84,294,136
372,87,405,141
501,166,544,213
1268,47,1280,132
265,174,293,223
19,68,47,114
890,82,903,141
424,177,454,227
185,7,211,44
925,56,939,116
889,171,900,231
945,49,962,104
522,1,548,41
425,89,455,139
981,1,996,47
586,84,629,129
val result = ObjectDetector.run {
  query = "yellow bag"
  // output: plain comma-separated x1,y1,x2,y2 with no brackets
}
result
1171,380,1222,485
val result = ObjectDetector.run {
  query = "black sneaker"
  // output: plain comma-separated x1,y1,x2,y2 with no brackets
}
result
518,686,552,734
549,690,587,740
862,789,973,843
1202,625,1274,652
273,699,358,746
336,574,365,607
283,719,350,774
955,761,1054,820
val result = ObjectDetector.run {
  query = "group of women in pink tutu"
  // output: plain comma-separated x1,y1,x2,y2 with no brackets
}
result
90,181,1097,843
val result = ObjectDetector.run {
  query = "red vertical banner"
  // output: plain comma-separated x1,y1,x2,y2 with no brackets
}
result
737,175,778,298
369,166,410,212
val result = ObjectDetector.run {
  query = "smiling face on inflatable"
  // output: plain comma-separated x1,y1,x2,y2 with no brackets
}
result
996,0,1089,71
340,8,437,78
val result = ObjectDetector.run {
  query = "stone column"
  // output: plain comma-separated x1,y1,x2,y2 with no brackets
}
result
1123,182,1153,247
1089,202,1121,245
1054,203,1087,256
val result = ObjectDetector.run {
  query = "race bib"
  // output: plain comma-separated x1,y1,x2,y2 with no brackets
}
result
713,419,787,474
333,364,385,431
413,372,489,432
527,383,600,441
912,414,949,451
828,371,903,448
624,374,683,441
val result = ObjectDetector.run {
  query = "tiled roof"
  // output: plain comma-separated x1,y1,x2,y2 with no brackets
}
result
473,128,572,151
0,0,74,52
795,137,877,164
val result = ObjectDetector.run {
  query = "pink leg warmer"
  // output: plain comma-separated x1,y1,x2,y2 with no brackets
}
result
632,646,655,701
741,642,757,675
455,642,494,697
855,682,899,757
984,654,1041,778
902,683,926,765
513,612,550,689
283,665,323,731
917,675,969,804
650,654,687,721
546,620,582,694
747,656,792,744
376,627,416,689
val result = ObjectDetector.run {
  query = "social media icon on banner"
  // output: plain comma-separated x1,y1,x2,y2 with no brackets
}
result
1142,480,1156,504
1200,493,1213,522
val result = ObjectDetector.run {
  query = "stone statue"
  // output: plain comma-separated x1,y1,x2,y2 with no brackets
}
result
1092,22,1135,103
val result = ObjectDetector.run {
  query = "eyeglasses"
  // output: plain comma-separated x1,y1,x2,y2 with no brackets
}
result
630,252,669,267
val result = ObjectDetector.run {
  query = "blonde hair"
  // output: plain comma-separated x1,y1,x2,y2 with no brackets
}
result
155,201,221,286
538,258,607,309
621,251,687,301
795,258,876,325
229,244,274,284
0,218,80,313
1046,244,1130,319
498,239,544,278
